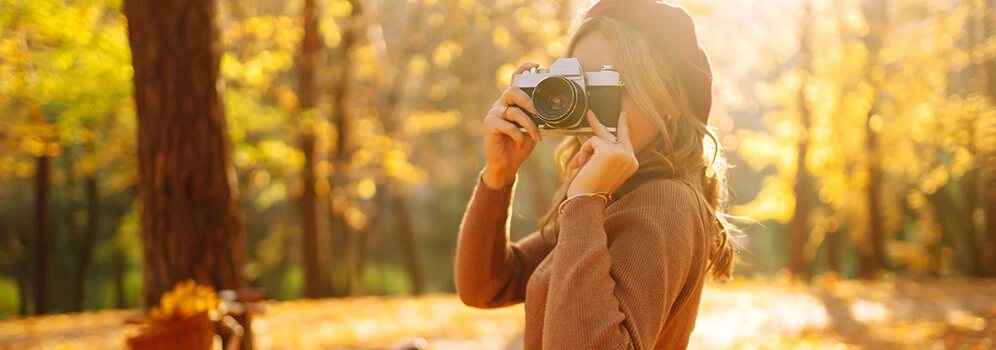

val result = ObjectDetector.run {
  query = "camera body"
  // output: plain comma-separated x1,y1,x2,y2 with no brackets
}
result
512,58,623,134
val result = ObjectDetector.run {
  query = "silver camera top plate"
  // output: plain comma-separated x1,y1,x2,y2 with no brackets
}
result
513,58,621,88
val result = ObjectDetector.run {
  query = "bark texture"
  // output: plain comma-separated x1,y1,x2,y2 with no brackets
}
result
858,0,887,279
982,0,996,277
298,0,331,299
788,0,814,278
33,153,50,314
123,0,251,347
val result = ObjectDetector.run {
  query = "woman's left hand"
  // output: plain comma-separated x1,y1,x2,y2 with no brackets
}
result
567,110,639,197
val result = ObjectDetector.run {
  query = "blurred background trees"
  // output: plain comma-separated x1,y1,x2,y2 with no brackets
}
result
729,0,996,279
0,0,994,318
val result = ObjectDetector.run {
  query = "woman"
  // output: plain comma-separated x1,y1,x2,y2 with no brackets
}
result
455,0,738,348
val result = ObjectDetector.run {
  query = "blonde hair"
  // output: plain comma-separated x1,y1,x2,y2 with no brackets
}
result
537,15,739,280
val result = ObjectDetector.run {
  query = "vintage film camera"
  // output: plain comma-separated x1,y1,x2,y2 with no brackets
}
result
511,58,623,134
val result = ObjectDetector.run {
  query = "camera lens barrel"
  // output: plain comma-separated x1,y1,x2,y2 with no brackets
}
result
531,76,587,129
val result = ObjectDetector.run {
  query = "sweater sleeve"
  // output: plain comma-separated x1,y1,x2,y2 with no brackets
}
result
543,180,703,350
455,171,556,309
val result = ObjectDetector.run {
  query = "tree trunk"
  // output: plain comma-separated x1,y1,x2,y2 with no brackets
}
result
863,127,884,278
300,134,330,298
857,0,887,279
72,140,100,311
961,1,986,276
349,217,369,296
327,0,362,297
787,133,811,277
123,0,252,348
63,151,81,244
33,154,50,314
13,20,52,316
61,147,83,311
787,0,814,279
981,0,996,277
298,0,330,299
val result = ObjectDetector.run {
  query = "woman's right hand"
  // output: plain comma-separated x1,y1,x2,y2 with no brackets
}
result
481,62,543,189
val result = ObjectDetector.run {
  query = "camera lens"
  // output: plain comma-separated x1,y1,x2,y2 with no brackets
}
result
532,76,586,129
547,92,569,112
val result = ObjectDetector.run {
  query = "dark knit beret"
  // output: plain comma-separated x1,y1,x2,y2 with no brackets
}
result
584,0,714,124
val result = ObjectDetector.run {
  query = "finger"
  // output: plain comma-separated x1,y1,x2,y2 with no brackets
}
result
492,105,541,142
574,137,602,169
486,113,525,147
571,135,589,168
616,111,633,152
576,151,588,169
511,61,540,83
502,86,536,114
586,110,614,141
579,138,602,166
571,147,590,170
501,106,542,142
578,139,601,167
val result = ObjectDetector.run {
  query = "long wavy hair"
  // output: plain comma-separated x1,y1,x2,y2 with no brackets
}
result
536,15,739,280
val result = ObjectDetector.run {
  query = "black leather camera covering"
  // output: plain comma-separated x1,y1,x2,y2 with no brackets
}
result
585,86,621,128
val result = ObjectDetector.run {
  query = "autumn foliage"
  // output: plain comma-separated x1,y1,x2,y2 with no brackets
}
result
0,0,995,347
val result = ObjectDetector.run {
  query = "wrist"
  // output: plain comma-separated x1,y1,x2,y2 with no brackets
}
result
481,165,517,189
567,185,611,197
558,192,611,214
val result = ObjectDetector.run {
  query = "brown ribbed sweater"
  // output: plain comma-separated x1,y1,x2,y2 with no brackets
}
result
455,146,709,349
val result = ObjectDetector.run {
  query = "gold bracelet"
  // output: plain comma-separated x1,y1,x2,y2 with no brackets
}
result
557,192,612,214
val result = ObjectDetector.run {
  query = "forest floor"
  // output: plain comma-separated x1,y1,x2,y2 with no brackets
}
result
1,278,995,349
